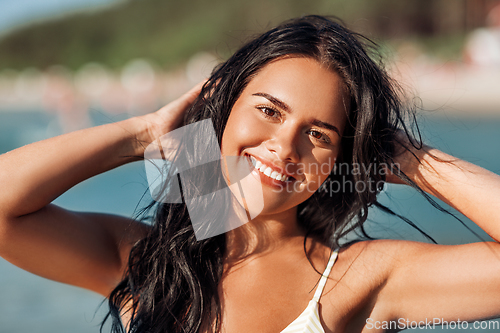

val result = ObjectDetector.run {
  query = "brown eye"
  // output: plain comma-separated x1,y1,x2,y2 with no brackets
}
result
309,130,322,139
307,129,331,144
258,107,280,119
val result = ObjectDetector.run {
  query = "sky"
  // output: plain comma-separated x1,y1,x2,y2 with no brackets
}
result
0,0,122,34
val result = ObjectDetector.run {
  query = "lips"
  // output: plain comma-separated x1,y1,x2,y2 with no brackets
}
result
246,154,296,183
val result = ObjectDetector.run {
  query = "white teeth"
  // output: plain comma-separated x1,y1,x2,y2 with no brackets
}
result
250,157,290,182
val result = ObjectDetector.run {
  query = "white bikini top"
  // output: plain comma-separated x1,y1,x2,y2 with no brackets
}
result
280,249,339,333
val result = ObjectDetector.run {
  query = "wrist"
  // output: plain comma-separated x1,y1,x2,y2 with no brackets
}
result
413,146,446,195
115,116,157,159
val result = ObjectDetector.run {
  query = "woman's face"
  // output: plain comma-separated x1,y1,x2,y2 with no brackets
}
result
221,56,349,217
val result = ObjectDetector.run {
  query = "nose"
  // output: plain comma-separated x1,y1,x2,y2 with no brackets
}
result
264,125,300,162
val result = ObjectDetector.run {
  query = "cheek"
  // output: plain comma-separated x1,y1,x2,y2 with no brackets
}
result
297,153,338,195
221,107,267,155
303,149,339,179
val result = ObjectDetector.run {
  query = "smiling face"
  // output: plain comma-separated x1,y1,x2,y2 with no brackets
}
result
221,56,349,218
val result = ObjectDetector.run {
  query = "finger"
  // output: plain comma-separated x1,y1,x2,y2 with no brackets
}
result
157,80,206,113
186,79,208,99
155,80,208,130
170,79,207,110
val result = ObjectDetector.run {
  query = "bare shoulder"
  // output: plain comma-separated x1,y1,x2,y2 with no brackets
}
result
331,239,500,329
320,239,433,331
330,239,444,293
335,239,412,276
335,238,449,272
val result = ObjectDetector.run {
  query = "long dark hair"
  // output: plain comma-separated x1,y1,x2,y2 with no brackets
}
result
104,15,424,333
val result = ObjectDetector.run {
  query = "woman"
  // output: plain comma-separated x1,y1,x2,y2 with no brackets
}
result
1,15,500,333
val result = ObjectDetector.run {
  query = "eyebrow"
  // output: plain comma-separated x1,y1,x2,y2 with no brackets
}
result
311,120,341,137
252,92,341,137
252,92,291,112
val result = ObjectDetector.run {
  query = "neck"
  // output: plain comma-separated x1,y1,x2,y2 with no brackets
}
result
223,207,305,263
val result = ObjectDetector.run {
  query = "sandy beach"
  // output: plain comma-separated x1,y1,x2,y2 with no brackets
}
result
1,58,499,121
393,61,500,116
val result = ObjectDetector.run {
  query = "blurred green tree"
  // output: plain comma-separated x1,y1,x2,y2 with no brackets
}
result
0,0,498,70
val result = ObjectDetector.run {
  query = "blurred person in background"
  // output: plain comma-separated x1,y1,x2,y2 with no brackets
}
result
464,3,500,67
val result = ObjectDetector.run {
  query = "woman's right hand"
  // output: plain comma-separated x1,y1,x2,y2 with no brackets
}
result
138,80,205,147
0,82,204,297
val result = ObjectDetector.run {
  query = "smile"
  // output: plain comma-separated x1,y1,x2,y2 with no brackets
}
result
248,155,291,182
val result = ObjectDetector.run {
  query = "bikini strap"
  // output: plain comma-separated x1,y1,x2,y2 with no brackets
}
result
312,248,339,302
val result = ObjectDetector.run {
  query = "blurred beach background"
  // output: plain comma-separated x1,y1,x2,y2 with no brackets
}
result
0,0,500,332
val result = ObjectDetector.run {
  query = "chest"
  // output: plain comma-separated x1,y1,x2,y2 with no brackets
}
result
217,252,381,333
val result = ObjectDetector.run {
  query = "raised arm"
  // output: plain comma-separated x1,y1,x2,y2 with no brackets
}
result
372,137,500,328
393,139,500,241
0,82,203,296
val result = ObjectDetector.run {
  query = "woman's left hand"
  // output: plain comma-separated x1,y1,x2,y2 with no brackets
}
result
385,130,500,242
384,131,427,185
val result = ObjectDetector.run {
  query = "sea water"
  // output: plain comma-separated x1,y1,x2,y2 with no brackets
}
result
0,109,499,332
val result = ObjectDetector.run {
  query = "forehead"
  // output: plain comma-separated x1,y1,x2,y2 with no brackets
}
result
242,57,349,131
